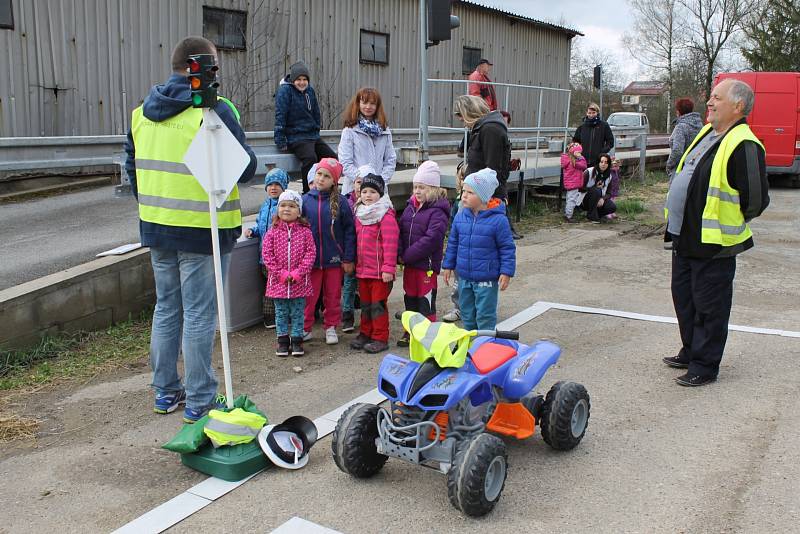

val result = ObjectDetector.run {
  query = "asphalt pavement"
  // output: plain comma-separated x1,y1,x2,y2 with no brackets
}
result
2,189,798,533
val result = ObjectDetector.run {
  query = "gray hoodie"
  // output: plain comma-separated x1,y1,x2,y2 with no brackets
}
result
666,112,704,177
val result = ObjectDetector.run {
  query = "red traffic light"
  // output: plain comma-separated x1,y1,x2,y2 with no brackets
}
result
187,59,201,73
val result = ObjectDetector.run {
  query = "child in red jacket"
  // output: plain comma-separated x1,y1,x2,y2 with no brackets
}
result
263,190,317,357
350,173,399,353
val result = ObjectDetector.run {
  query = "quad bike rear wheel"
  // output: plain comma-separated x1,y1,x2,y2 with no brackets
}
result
332,403,387,478
447,433,508,517
540,381,590,451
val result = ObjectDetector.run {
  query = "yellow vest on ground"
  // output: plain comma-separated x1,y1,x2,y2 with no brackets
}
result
667,122,763,247
204,408,267,447
401,311,475,368
131,102,242,229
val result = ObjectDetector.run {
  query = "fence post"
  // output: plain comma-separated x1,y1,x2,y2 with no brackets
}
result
639,133,647,183
516,171,524,223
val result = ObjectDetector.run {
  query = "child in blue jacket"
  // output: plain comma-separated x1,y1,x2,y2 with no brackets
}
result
245,168,289,328
442,168,516,330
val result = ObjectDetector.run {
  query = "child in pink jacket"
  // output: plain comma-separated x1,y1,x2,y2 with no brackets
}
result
263,190,317,357
350,173,399,354
561,142,587,223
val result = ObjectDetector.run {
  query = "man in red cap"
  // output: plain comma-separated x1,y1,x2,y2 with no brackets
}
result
468,59,498,111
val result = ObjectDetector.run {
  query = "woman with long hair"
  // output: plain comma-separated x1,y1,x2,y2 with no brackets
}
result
452,94,521,239
338,87,397,196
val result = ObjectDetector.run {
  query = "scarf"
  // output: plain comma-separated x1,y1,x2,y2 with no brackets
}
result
584,115,601,126
355,196,392,225
358,116,384,138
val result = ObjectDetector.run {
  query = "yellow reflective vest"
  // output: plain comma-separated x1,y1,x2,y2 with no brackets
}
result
401,311,475,368
203,408,267,448
666,123,764,247
131,101,242,229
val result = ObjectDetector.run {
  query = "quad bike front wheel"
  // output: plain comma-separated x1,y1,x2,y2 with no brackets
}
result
332,403,388,478
540,381,590,450
447,433,508,517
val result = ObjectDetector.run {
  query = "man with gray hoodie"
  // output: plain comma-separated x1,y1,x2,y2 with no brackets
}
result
666,98,704,179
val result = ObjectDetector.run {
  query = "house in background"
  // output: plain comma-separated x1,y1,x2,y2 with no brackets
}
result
622,81,670,132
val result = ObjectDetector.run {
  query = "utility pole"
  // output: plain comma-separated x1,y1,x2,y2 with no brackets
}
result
419,0,429,161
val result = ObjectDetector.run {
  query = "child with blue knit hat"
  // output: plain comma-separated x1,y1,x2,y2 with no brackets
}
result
442,168,516,330
246,167,289,328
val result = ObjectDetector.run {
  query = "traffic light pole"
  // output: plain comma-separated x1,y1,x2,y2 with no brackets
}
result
419,0,429,161
203,108,235,410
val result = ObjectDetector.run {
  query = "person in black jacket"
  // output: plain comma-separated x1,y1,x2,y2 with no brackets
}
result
574,103,614,167
453,95,522,239
662,79,769,387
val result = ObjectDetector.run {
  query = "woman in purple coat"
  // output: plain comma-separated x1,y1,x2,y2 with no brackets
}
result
397,161,451,346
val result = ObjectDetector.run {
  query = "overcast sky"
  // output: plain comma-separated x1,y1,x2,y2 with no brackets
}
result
474,0,641,83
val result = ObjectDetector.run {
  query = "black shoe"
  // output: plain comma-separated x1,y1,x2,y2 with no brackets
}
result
290,337,305,357
396,333,410,347
364,340,390,354
341,311,355,333
276,335,290,357
349,333,371,350
662,356,690,369
511,229,524,240
675,372,716,387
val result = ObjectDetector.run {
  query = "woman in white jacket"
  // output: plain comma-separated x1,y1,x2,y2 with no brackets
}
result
338,87,396,195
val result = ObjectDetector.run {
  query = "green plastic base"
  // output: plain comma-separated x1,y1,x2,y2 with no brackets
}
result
181,440,270,481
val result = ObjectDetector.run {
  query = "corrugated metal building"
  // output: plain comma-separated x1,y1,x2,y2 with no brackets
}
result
0,0,580,137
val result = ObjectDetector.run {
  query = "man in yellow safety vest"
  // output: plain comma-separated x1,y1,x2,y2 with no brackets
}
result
662,78,769,386
124,36,256,422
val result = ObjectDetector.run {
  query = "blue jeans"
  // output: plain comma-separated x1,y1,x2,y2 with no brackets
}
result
458,278,499,331
149,248,230,411
274,297,306,338
342,273,357,313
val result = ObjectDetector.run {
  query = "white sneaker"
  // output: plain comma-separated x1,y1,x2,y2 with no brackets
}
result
303,331,313,342
442,309,461,323
325,327,338,345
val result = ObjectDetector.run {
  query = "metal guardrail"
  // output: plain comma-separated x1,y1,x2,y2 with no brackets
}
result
0,126,666,178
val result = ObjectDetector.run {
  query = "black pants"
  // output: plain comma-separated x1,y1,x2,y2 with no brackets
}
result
289,140,337,192
671,253,737,377
580,188,616,221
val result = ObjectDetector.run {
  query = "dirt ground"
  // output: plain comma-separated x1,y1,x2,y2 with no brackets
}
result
2,189,799,533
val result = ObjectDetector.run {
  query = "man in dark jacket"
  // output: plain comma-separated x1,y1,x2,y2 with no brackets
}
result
125,36,257,422
662,79,769,387
274,61,337,192
574,103,614,167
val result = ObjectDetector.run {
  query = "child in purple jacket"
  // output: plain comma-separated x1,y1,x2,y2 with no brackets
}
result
397,160,451,346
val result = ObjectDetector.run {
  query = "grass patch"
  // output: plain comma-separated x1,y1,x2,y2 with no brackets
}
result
616,198,646,218
0,311,152,392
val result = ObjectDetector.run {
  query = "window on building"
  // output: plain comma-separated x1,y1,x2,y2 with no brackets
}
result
360,30,389,65
203,7,247,50
462,47,482,75
0,0,14,30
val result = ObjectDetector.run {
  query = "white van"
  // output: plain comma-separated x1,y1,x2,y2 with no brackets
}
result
607,112,650,134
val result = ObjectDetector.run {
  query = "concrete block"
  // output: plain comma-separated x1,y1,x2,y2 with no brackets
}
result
62,309,113,334
35,281,96,328
93,271,121,309
0,302,36,344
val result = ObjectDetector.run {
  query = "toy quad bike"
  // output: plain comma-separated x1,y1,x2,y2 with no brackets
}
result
332,312,590,517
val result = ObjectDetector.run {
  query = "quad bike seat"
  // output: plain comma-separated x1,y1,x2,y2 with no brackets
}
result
470,342,518,374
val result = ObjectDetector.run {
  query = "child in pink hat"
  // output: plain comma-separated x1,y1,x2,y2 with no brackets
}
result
560,142,587,223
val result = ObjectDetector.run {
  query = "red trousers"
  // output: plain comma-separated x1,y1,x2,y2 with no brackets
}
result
304,267,343,331
402,267,438,321
358,278,392,342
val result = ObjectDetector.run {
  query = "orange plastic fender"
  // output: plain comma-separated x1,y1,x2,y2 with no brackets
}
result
486,402,536,440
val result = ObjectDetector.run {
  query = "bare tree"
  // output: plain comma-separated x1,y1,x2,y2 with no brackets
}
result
623,0,685,130
680,0,755,99
569,41,625,125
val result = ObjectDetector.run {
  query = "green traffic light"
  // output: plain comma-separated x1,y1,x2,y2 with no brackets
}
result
192,93,203,106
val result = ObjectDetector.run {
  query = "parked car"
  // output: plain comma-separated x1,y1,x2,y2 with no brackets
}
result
607,112,650,134
715,71,800,187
